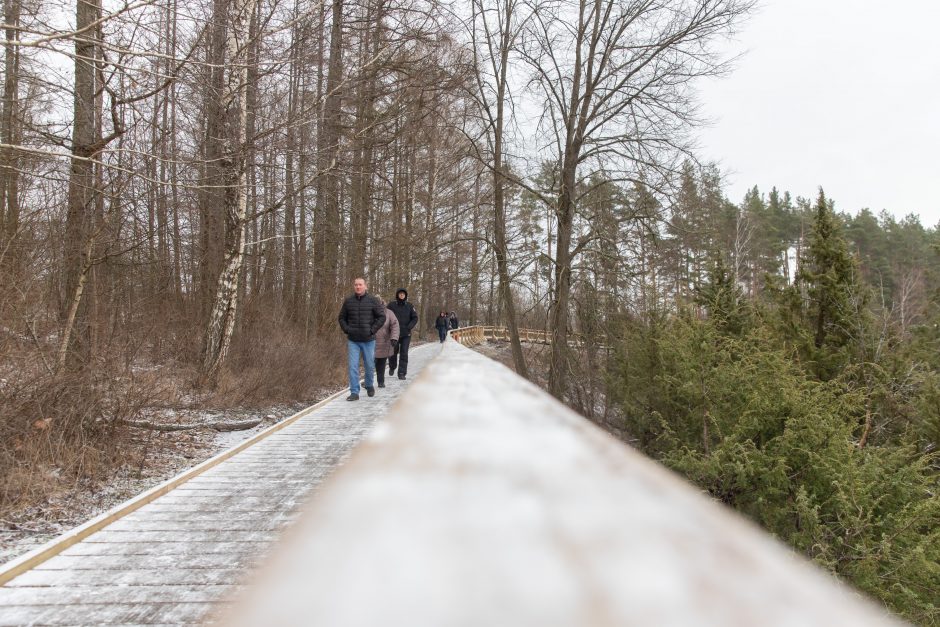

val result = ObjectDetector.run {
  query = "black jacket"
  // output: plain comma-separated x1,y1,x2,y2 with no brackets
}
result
387,288,418,337
338,293,386,342
435,315,449,330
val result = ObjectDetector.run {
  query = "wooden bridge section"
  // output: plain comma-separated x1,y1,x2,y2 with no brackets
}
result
451,324,554,346
0,337,903,626
450,324,601,348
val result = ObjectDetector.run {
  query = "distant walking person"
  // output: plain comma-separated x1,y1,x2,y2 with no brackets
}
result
387,288,418,380
337,278,385,401
449,311,459,329
373,298,400,388
435,310,449,343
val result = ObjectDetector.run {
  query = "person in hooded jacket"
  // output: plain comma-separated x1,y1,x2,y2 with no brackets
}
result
373,298,400,388
386,288,418,379
435,310,449,343
449,311,459,329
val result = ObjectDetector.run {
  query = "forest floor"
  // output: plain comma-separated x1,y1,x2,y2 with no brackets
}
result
0,396,337,566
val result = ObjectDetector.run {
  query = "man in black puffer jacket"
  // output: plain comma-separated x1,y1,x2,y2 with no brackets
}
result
338,277,386,401
386,287,418,379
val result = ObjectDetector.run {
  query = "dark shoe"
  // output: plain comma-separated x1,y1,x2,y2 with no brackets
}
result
378,383,385,388
346,393,359,401
398,374,406,380
366,387,375,397
389,367,396,376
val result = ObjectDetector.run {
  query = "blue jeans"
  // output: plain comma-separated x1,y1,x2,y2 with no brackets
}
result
347,339,376,394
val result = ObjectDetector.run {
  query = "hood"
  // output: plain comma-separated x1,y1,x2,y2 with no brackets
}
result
395,288,408,301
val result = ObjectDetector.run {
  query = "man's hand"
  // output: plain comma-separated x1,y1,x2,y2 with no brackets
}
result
391,339,399,349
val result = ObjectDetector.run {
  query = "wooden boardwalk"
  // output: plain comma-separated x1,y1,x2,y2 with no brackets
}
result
0,343,438,626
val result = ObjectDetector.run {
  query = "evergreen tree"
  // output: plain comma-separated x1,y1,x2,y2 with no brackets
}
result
665,161,706,305
796,188,860,379
607,180,940,625
610,314,940,624
695,254,748,336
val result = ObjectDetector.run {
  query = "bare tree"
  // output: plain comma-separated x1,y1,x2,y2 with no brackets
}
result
519,0,753,398
467,0,530,378
201,0,261,379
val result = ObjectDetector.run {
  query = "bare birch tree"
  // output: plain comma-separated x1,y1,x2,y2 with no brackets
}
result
201,0,261,378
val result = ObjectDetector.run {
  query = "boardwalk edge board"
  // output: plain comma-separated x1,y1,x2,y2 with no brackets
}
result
0,388,349,586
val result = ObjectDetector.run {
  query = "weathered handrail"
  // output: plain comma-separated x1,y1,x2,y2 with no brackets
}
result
221,339,901,626
451,325,553,346
450,325,598,348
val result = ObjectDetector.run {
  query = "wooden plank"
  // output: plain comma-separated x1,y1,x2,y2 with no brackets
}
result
34,553,261,571
60,541,270,557
7,567,241,588
79,530,277,544
0,601,216,626
0,584,236,606
102,518,290,533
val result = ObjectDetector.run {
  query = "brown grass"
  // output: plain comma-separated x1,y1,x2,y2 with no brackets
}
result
210,327,346,406
0,354,152,516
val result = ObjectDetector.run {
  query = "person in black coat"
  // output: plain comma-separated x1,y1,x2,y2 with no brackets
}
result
337,277,385,400
435,310,449,343
387,288,418,379
449,311,459,329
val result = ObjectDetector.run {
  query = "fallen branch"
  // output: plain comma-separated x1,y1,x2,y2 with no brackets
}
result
120,417,263,432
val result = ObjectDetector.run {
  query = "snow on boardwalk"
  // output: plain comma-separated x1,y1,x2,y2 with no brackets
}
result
0,343,439,627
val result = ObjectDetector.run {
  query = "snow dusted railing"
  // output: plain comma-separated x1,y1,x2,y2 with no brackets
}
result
222,339,901,627
451,325,554,346
449,324,487,345
451,325,603,348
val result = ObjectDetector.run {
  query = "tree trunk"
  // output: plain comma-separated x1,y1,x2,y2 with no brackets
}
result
548,167,574,398
201,0,259,379
469,173,480,325
283,22,300,318
311,0,344,331
491,50,528,377
198,0,231,329
61,0,102,367
0,0,20,256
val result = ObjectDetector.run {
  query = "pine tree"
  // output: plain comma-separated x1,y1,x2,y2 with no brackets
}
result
695,254,748,336
796,188,859,379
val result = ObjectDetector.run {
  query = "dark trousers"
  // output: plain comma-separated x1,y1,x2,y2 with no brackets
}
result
437,327,447,342
374,357,388,384
388,335,411,376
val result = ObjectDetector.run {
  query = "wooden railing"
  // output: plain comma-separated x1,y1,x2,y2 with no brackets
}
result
450,325,598,348
221,339,902,626
450,325,556,346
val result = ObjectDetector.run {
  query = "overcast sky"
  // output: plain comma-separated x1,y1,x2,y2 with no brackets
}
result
695,0,940,226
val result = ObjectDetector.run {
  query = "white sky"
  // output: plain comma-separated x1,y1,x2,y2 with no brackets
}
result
696,0,940,226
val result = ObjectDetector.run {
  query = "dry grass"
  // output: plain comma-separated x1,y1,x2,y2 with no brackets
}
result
211,327,346,406
0,344,165,516
0,316,346,521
